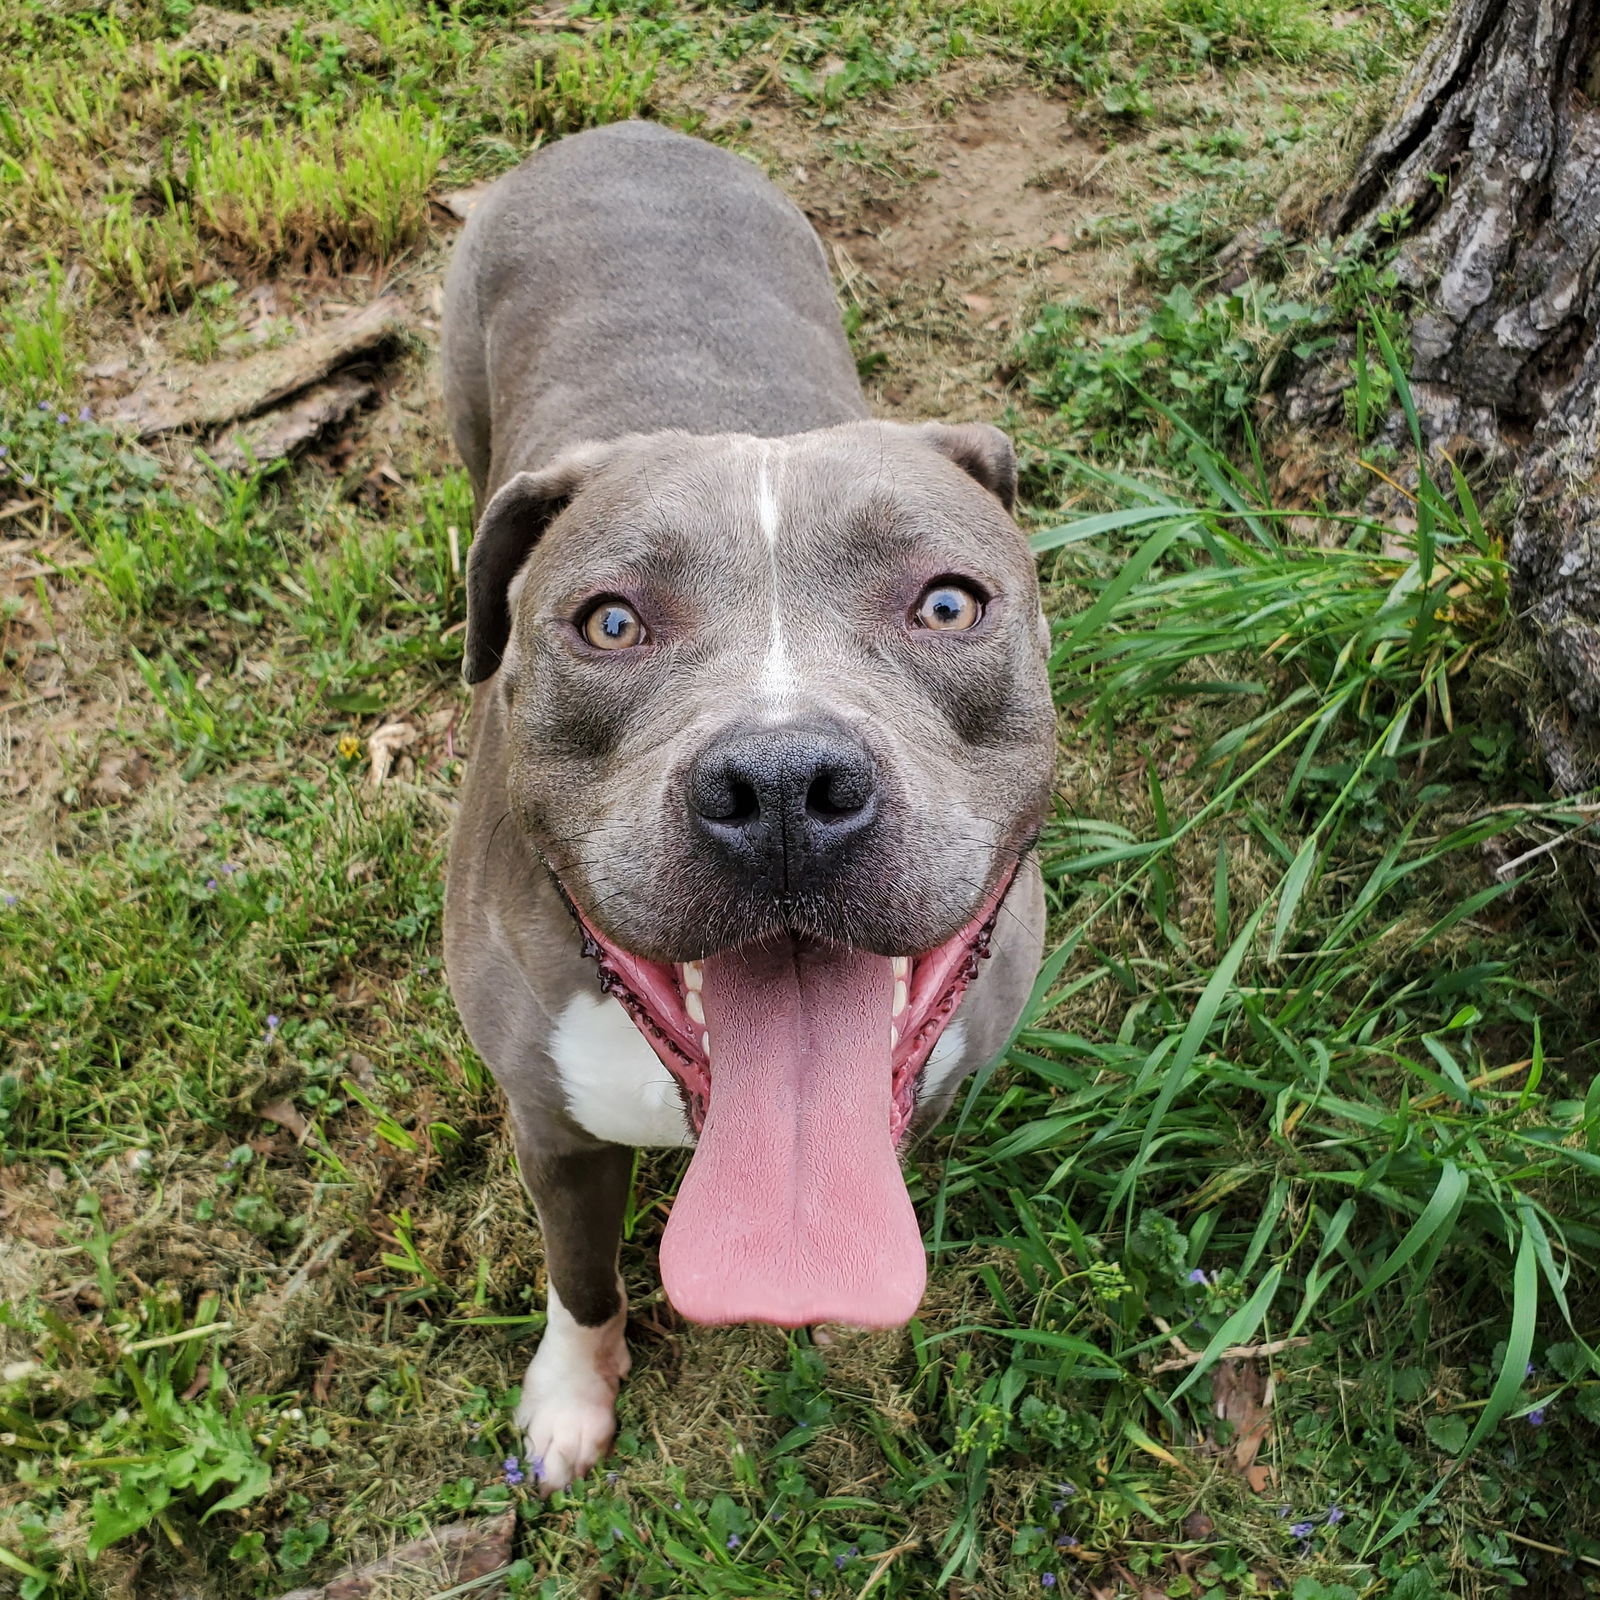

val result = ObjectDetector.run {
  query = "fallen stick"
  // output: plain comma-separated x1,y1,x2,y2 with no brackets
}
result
854,1538,922,1600
1151,1336,1312,1375
107,299,406,440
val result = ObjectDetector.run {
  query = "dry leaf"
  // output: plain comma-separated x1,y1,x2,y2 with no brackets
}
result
322,1512,515,1600
88,749,154,804
437,184,493,221
258,1099,309,1143
367,720,418,786
1212,1357,1274,1475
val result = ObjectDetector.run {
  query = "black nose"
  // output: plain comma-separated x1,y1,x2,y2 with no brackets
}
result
687,722,879,889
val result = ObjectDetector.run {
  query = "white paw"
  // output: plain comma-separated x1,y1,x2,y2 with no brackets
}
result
514,1287,630,1494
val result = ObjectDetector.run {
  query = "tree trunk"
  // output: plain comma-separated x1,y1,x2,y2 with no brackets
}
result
1324,0,1600,786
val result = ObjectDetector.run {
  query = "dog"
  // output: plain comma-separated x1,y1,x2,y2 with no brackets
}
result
440,121,1055,1490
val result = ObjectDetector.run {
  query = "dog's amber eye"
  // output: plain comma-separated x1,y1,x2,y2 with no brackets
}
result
914,582,983,632
581,600,646,650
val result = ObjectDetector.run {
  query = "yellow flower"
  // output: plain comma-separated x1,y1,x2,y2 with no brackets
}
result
337,733,362,761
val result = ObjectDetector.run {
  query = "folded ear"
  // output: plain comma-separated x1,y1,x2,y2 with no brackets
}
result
912,421,1018,511
463,445,611,683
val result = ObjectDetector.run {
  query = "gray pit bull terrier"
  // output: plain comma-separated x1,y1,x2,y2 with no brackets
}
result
441,121,1055,1490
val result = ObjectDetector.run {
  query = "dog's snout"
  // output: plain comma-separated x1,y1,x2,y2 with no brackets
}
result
688,723,879,886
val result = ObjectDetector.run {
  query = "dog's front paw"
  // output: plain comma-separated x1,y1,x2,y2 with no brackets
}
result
516,1373,620,1492
514,1289,631,1494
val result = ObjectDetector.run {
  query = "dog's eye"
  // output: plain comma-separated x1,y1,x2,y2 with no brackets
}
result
913,581,983,632
580,600,647,650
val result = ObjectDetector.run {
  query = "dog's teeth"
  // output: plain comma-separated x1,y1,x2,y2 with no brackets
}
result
681,960,703,992
892,956,909,979
890,1025,899,1049
892,979,908,1017
701,1031,711,1059
685,989,705,1025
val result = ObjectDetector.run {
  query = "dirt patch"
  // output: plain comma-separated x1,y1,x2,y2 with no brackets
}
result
826,88,1105,296
702,76,1125,421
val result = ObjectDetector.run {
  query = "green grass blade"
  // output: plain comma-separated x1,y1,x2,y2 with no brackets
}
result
1030,504,1195,552
1347,1161,1469,1305
1108,903,1266,1210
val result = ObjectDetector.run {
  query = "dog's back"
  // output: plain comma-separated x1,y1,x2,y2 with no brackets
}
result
443,121,868,500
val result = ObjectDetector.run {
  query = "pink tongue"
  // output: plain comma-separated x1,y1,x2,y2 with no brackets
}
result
659,939,926,1328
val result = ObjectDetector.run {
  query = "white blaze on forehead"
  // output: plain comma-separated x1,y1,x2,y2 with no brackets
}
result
754,439,795,702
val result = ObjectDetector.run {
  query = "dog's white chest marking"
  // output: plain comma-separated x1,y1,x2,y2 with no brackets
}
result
550,990,695,1148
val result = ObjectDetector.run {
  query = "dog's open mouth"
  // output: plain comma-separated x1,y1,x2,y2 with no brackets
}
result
566,872,1013,1330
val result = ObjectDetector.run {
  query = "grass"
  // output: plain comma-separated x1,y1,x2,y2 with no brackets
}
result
92,99,447,301
3,0,1597,1596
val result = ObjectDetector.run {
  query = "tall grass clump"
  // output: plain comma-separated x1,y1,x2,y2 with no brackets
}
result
925,346,1600,1575
87,99,444,303
485,21,660,145
0,268,75,405
958,0,1364,65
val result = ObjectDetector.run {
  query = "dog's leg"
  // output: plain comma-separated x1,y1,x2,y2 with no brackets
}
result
512,1141,633,1492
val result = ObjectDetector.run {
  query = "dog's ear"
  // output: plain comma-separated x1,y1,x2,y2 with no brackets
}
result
914,422,1018,511
463,445,611,684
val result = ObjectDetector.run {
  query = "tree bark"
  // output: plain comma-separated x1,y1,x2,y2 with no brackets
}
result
1321,0,1600,785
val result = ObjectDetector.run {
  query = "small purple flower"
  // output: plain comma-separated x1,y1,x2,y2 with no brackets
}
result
222,861,239,875
1277,1505,1292,1519
265,1013,280,1037
1056,1535,1078,1549
1528,1408,1547,1427
503,1456,524,1485
1526,1362,1536,1377
1042,1575,1057,1590
55,413,69,425
38,400,50,411
726,1534,740,1551
1289,1521,1314,1539
79,406,93,423
1056,1481,1077,1497
3,894,15,907
835,1554,847,1571
1188,1268,1210,1286
530,1454,546,1480
206,877,218,891
1051,1498,1066,1513
0,444,8,457
1326,1505,1344,1525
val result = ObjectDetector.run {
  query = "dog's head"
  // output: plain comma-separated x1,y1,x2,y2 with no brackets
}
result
467,420,1055,1326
